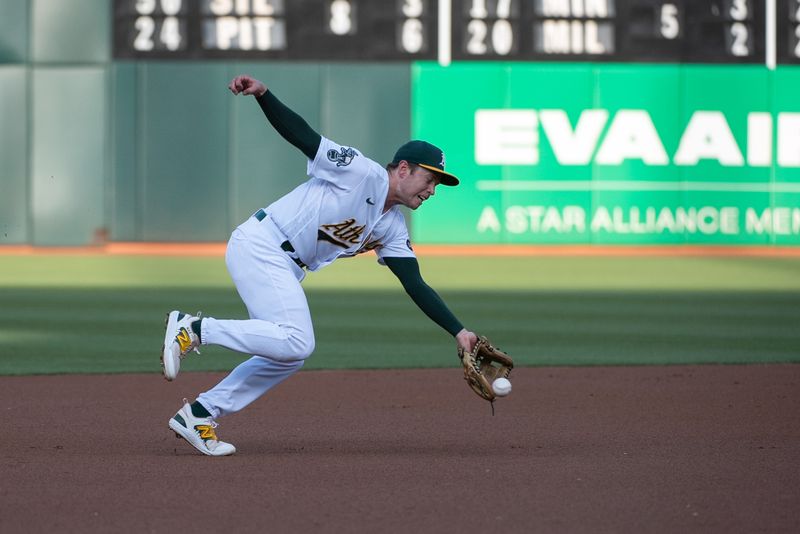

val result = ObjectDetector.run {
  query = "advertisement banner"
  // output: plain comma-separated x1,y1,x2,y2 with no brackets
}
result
411,63,800,245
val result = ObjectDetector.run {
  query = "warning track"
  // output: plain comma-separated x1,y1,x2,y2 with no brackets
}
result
1,243,799,257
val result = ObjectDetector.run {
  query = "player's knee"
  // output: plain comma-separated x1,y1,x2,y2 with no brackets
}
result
297,335,315,360
287,330,315,360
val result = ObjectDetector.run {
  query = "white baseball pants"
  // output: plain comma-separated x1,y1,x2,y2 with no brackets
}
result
197,214,314,418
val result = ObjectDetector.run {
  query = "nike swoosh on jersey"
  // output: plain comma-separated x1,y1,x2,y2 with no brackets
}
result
366,198,375,205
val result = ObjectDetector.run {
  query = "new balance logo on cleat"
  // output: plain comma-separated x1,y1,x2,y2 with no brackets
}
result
176,328,194,352
161,310,202,381
195,424,217,440
169,401,236,457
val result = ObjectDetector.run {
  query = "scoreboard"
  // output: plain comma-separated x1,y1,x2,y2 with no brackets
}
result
113,0,800,65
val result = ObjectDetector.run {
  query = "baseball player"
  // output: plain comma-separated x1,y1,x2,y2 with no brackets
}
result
162,74,478,456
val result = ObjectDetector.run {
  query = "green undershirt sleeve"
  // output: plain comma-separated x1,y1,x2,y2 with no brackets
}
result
256,90,322,160
384,256,464,337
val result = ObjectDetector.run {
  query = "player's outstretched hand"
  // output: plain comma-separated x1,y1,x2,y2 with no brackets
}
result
228,75,267,98
455,328,478,354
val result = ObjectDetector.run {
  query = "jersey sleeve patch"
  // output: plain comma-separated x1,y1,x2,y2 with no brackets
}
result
326,146,357,167
309,137,372,191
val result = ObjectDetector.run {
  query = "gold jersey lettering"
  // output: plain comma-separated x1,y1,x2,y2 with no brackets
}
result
319,219,366,247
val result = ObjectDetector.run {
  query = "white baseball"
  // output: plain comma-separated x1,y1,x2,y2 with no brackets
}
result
492,377,512,397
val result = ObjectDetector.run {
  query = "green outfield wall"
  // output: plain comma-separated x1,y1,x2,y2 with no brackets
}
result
412,63,800,245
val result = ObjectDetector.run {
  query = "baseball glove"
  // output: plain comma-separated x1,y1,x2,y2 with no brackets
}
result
458,336,514,402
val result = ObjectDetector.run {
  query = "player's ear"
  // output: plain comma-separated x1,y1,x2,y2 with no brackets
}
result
399,160,413,178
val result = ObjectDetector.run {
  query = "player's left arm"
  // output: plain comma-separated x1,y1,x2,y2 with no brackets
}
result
383,256,477,352
255,90,321,159
228,74,321,159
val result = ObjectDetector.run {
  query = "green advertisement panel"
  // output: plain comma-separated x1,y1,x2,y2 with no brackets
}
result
412,63,800,245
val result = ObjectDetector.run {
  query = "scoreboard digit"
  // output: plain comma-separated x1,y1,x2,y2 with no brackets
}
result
116,0,189,54
460,0,518,57
778,0,800,62
795,0,800,59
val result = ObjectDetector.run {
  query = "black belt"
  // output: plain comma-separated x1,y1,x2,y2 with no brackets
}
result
254,209,306,269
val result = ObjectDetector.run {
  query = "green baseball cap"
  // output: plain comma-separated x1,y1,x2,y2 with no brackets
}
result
392,140,459,186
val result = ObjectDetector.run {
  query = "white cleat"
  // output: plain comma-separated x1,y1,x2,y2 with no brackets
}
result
161,310,201,381
169,402,236,457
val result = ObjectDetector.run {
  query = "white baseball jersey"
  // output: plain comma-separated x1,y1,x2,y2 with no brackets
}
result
265,136,416,271
197,136,418,418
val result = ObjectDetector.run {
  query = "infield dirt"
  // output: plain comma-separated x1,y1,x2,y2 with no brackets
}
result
3,365,799,533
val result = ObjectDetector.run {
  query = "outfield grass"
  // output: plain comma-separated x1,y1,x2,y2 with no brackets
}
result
1,254,799,375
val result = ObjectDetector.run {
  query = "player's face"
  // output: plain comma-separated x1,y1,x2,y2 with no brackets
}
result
401,164,440,210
